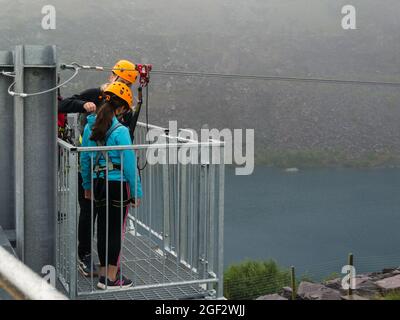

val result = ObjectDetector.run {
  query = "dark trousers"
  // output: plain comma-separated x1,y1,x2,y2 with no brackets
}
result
78,173,97,259
94,178,129,267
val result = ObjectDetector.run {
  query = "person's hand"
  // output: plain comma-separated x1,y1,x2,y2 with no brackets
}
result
84,189,92,200
131,198,141,208
83,102,96,113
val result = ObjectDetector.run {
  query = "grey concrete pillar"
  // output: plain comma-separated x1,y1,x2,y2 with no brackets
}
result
14,45,57,272
0,51,15,231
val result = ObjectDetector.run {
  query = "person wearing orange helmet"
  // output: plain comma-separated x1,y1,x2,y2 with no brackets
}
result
58,60,139,278
80,82,142,289
58,59,138,116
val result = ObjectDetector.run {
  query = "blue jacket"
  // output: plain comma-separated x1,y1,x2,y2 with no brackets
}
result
80,114,143,198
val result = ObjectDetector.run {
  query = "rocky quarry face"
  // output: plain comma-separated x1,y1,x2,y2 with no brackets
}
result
257,267,400,300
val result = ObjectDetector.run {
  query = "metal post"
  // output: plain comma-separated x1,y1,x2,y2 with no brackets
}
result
14,45,57,272
162,130,171,251
0,50,15,232
68,150,78,299
207,162,216,291
348,253,353,296
179,163,188,264
216,146,225,299
198,164,207,278
291,266,296,300
14,46,25,260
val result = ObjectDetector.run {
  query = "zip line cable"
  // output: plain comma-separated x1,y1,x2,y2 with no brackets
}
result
3,61,400,98
151,69,400,87
60,63,400,87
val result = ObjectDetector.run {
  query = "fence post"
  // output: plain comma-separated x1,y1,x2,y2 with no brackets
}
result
68,150,78,299
348,253,354,296
291,266,296,300
0,50,15,232
13,45,57,273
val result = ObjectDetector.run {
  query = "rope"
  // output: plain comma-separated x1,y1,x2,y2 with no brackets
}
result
7,63,81,98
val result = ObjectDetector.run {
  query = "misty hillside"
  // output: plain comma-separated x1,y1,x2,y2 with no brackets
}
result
1,0,400,166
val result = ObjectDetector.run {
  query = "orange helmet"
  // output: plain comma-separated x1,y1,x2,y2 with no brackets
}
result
104,82,133,107
112,60,138,84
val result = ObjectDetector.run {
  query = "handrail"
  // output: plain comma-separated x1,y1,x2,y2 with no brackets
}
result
0,247,68,300
75,141,224,152
58,138,224,152
136,121,197,141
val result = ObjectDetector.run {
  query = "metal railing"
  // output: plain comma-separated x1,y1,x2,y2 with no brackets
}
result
0,247,67,300
56,122,225,300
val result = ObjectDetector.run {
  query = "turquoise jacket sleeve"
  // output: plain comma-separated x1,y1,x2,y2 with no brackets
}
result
115,127,143,198
80,124,92,190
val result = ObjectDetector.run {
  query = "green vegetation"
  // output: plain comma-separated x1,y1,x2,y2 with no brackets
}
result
224,260,291,300
255,149,400,168
299,272,315,283
374,290,400,300
322,272,341,282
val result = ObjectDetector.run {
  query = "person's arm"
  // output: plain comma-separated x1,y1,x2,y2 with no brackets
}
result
58,88,101,114
116,127,143,199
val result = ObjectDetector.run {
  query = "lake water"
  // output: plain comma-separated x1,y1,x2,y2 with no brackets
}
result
224,166,400,279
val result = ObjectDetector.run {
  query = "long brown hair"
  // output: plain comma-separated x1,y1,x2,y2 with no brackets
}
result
90,95,128,142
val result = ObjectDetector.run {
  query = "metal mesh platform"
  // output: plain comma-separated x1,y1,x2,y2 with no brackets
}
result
78,284,211,300
73,230,213,300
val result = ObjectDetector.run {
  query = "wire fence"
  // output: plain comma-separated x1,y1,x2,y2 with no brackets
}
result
223,252,400,300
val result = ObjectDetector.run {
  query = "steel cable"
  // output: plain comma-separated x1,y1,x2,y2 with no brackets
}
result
6,63,81,98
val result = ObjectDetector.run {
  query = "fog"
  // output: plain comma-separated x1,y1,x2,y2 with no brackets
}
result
1,0,400,165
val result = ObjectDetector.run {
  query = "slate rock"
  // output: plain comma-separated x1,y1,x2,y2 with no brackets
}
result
353,277,380,297
341,294,369,300
279,287,300,300
382,268,397,274
297,281,342,300
375,275,400,291
324,278,342,291
256,293,288,300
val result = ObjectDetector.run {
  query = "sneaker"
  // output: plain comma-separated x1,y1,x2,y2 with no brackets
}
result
78,254,98,277
97,273,133,290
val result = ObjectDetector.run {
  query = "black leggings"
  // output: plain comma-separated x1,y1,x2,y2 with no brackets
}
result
94,178,130,267
78,172,96,259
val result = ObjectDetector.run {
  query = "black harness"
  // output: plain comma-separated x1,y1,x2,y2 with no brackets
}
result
93,123,125,207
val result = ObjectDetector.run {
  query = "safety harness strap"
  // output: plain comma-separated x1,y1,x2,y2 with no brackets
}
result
92,122,124,202
93,123,123,174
